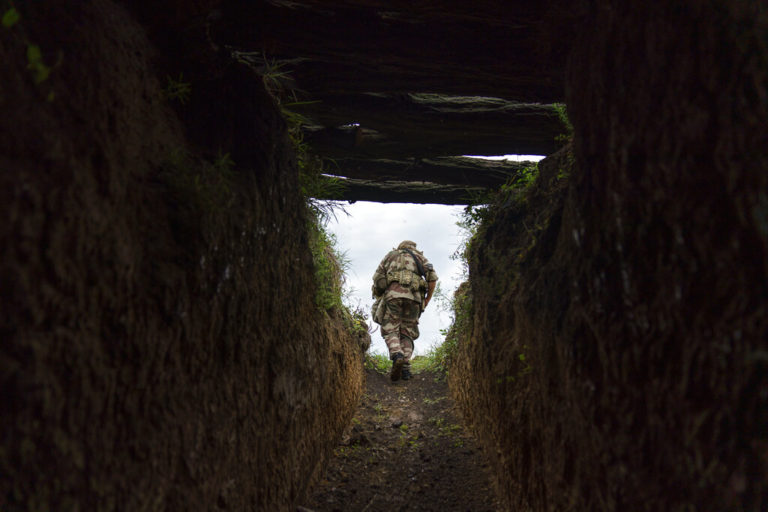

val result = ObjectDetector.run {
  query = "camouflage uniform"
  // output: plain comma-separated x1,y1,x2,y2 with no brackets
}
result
372,241,438,366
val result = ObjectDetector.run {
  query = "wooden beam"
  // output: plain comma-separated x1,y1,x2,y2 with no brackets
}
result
216,1,564,102
324,156,535,187
291,93,564,158
303,124,560,159
312,176,487,205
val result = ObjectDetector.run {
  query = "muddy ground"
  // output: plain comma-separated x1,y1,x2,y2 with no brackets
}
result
302,366,500,511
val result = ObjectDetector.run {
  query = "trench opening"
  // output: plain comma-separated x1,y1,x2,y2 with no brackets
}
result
3,2,766,511
301,150,549,509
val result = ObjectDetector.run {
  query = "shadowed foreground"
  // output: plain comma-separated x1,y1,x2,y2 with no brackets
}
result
304,368,499,512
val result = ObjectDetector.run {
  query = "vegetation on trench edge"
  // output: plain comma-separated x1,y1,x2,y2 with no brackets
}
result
157,50,361,329
553,102,573,144
438,143,575,373
252,52,369,337
3,2,58,100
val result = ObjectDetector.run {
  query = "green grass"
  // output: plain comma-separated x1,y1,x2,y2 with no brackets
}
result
307,222,347,311
428,416,446,428
410,339,456,375
2,7,20,28
412,283,472,377
553,102,573,143
361,338,461,377
164,73,191,104
439,423,462,437
364,352,391,373
3,5,58,93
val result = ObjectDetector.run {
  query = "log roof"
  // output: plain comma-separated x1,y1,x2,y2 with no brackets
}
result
215,0,570,203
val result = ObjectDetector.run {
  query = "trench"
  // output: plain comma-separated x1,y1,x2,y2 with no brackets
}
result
1,2,767,512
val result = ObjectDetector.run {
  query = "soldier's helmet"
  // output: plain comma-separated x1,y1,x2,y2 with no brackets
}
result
397,240,417,250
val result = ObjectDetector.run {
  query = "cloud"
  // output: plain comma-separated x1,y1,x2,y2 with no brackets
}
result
327,201,467,356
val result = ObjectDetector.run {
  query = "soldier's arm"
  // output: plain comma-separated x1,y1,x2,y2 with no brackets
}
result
422,260,438,308
423,280,437,308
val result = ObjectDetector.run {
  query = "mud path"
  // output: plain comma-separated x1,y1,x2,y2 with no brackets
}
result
302,368,499,511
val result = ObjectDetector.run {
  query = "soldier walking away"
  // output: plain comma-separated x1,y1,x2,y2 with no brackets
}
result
371,240,438,381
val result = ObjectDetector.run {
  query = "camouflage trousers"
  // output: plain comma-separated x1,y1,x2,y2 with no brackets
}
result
380,298,421,361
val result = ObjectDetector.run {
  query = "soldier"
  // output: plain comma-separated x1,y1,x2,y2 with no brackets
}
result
372,240,438,381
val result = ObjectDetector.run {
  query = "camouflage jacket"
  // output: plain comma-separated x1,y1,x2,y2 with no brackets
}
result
372,248,438,303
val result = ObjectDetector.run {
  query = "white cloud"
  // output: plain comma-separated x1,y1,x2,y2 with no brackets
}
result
326,201,467,356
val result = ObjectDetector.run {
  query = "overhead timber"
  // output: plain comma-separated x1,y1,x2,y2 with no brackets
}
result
213,0,570,203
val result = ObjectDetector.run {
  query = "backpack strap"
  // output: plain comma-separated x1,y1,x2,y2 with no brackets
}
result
403,248,425,278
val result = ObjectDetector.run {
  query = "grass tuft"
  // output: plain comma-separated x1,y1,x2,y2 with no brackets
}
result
364,352,391,374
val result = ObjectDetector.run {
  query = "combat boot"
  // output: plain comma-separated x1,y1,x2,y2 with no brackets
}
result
390,352,405,381
401,365,412,381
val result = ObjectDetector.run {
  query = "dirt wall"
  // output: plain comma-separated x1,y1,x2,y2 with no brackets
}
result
0,1,363,510
450,2,768,511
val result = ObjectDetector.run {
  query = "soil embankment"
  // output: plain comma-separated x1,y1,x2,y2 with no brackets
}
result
304,368,499,512
450,3,768,510
0,1,364,509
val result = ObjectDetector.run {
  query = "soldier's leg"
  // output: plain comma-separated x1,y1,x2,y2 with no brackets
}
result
399,300,421,356
380,298,404,357
400,335,414,361
399,300,421,381
400,335,414,380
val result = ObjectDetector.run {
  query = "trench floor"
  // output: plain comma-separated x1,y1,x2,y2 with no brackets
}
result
302,367,499,511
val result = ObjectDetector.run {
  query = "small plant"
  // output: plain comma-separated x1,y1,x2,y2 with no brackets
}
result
553,102,573,143
258,56,295,101
213,151,234,172
364,352,392,374
409,283,474,377
517,348,532,377
434,283,472,373
26,44,50,84
428,416,445,428
2,6,20,28
495,348,532,384
307,223,347,311
396,424,421,450
498,163,539,195
3,5,58,92
342,305,370,350
164,73,192,105
439,423,462,438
